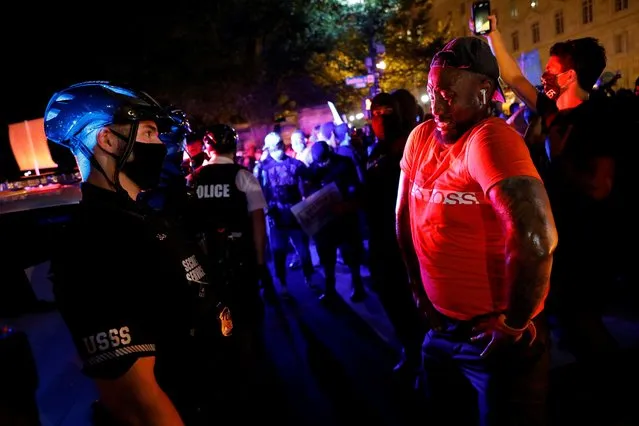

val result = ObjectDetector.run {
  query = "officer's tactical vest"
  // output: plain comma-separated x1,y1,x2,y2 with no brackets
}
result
192,163,254,273
194,164,249,232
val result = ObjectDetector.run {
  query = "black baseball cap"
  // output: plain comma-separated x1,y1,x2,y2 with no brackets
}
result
430,37,505,102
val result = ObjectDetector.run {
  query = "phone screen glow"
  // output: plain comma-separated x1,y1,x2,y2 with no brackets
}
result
473,2,491,34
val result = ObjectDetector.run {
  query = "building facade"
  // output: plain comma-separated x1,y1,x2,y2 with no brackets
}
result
430,0,639,89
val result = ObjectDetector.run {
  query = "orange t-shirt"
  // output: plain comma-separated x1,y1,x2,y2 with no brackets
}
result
400,117,542,321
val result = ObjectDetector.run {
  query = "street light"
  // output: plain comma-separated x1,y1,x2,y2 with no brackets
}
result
338,0,380,113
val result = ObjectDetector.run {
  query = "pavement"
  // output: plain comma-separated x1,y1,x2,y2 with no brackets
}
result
2,245,639,425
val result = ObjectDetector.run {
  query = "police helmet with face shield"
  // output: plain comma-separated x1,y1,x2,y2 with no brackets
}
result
45,81,174,148
160,107,193,153
44,81,176,189
202,124,239,155
158,108,194,190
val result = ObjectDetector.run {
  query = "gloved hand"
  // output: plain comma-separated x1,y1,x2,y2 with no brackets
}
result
257,264,274,288
257,264,277,303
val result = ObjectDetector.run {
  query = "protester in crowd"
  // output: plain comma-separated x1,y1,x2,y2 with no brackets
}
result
397,38,557,425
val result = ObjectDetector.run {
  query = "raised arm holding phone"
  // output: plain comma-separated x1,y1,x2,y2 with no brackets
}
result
472,13,542,112
474,11,624,368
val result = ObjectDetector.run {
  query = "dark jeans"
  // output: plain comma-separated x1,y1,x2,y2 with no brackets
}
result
421,314,550,426
268,226,313,283
313,215,363,286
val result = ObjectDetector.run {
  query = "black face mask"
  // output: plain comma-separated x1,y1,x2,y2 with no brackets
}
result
122,142,168,190
381,116,402,142
541,71,569,102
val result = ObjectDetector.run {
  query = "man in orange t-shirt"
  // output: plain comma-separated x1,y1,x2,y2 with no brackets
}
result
396,37,558,426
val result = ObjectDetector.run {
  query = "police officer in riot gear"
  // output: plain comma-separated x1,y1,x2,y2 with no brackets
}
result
159,107,193,190
192,124,269,406
45,82,232,426
143,107,195,216
194,124,269,325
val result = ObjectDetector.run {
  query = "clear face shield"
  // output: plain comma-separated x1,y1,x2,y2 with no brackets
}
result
153,108,194,190
160,108,192,156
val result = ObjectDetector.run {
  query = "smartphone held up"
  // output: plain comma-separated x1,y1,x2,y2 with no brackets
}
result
472,1,492,35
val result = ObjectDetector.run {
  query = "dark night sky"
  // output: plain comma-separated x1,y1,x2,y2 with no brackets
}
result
1,8,185,179
2,4,334,180
4,8,175,121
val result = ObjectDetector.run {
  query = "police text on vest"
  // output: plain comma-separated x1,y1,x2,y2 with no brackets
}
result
197,184,231,199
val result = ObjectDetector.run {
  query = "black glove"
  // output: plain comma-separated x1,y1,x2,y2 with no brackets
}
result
257,264,274,289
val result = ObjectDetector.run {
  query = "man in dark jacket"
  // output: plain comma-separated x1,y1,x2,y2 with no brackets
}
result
306,141,366,302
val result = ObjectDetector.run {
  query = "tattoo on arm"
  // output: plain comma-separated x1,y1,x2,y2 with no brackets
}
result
488,176,558,328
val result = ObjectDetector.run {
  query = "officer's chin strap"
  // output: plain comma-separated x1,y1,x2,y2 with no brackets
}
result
109,123,139,193
76,142,118,193
74,123,138,197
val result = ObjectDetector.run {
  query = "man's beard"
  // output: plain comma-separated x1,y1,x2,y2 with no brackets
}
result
435,130,456,144
435,120,475,145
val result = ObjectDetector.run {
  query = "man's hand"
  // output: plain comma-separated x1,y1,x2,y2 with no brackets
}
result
257,264,277,304
469,14,498,36
95,357,185,426
470,314,536,358
258,264,275,293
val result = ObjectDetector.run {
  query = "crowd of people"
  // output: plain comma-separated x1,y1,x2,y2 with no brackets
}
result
30,12,639,425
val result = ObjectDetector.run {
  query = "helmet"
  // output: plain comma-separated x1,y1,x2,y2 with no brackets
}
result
160,107,193,147
263,131,282,151
44,81,172,149
203,124,239,154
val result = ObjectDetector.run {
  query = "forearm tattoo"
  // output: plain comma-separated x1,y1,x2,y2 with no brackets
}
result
489,176,558,328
